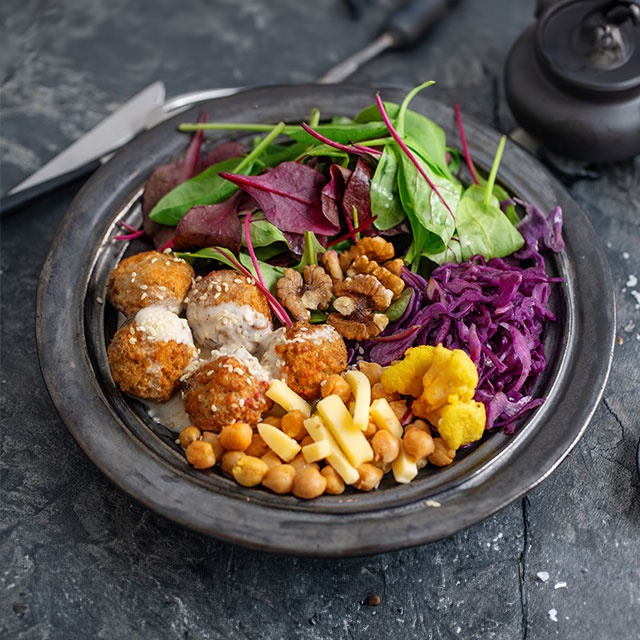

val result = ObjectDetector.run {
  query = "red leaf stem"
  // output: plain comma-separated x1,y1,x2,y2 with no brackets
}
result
326,216,377,247
375,94,455,221
370,324,421,342
244,211,266,290
300,123,381,158
455,103,481,186
211,247,292,327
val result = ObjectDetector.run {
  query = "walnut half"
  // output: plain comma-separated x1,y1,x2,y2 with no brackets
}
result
276,265,333,321
327,274,392,341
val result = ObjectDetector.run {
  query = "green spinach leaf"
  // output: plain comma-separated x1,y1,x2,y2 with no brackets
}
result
370,145,406,231
149,157,248,226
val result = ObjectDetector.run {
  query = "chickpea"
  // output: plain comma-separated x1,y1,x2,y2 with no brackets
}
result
408,419,430,433
221,450,246,476
201,431,224,461
185,440,216,469
179,425,201,448
290,453,319,474
389,400,408,422
363,418,378,440
232,455,269,487
321,466,345,495
219,422,253,451
428,437,456,467
403,427,435,459
371,430,400,463
293,467,327,499
280,410,307,441
245,433,269,458
260,450,282,469
321,374,352,404
262,415,282,427
358,361,383,386
354,463,384,491
262,464,295,494
300,435,315,448
371,382,400,402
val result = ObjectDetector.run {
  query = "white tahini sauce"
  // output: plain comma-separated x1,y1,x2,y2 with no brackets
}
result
186,301,272,353
144,394,192,432
135,305,196,346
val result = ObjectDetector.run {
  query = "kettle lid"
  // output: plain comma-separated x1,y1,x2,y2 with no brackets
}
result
536,0,640,94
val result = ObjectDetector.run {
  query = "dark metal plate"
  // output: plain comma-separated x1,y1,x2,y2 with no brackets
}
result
36,84,615,556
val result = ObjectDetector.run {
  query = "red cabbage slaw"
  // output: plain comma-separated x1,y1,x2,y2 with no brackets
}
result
358,201,564,434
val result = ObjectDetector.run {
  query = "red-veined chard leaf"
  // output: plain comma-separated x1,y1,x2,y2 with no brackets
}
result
220,161,339,236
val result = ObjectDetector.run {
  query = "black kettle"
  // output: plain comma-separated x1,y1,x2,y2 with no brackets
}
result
504,0,640,163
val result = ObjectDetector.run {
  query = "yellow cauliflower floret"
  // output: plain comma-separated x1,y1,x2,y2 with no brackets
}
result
381,345,436,397
427,399,486,451
420,345,478,411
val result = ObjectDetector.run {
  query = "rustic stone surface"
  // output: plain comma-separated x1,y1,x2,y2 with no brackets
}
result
1,1,639,638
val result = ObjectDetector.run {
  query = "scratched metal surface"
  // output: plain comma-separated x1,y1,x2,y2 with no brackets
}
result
1,0,639,638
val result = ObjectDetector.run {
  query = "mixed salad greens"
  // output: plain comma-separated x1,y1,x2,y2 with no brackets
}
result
124,82,564,435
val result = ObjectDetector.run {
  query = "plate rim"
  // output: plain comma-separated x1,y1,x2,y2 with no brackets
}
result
36,83,615,556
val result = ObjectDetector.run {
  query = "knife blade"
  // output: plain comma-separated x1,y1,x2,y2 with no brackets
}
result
9,81,166,195
0,84,246,217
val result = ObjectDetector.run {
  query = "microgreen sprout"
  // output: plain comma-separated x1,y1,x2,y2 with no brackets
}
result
484,135,507,206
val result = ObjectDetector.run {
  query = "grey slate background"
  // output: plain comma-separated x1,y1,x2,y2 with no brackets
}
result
1,0,639,638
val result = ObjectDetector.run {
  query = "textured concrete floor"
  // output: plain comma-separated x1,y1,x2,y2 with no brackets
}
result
1,1,639,638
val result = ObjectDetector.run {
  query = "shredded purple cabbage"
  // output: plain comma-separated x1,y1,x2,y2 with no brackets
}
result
359,202,564,434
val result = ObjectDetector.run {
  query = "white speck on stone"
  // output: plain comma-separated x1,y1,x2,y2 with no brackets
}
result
426,499,441,507
549,609,558,622
96,296,104,304
606,242,612,248
624,320,635,332
626,275,638,287
554,582,567,589
622,251,629,259
537,571,550,582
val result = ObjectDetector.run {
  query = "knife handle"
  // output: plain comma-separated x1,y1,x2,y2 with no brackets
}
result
385,0,459,48
0,159,102,218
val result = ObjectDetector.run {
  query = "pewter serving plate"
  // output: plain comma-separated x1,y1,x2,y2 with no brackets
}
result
36,85,615,556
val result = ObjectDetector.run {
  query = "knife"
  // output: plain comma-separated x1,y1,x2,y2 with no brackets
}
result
0,83,241,217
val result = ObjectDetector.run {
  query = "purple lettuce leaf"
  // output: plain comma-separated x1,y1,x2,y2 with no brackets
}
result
321,164,351,229
220,161,339,236
342,157,374,228
173,192,243,253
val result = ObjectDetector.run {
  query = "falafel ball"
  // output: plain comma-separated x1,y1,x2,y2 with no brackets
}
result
108,305,198,402
186,270,272,352
107,250,194,317
182,348,272,432
261,322,348,402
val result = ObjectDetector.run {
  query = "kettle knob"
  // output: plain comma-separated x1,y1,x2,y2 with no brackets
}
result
504,0,640,163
